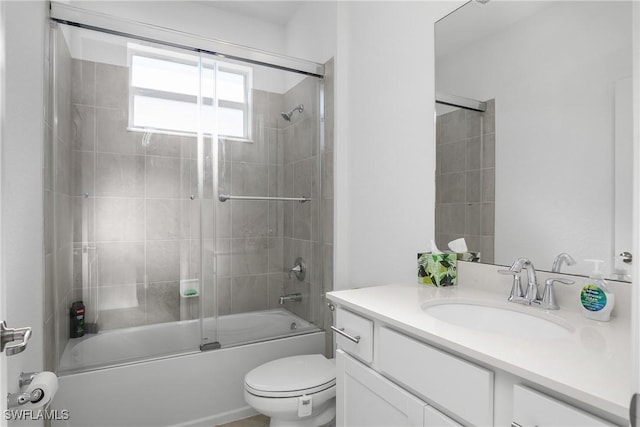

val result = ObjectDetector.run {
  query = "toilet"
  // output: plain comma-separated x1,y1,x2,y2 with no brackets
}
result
244,354,336,427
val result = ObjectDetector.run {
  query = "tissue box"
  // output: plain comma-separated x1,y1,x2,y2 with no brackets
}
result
417,252,457,287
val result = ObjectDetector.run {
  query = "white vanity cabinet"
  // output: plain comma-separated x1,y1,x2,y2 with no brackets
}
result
328,282,627,427
512,385,615,427
336,349,461,427
334,308,469,426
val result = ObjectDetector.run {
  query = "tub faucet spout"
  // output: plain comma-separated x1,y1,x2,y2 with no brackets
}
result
279,293,302,304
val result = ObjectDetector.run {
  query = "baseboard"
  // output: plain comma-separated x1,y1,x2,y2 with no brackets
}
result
168,406,259,427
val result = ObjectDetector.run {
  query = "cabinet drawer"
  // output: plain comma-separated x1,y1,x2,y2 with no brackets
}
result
334,308,373,363
378,327,493,426
513,385,615,426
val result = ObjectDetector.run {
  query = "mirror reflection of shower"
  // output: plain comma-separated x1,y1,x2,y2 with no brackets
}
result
281,104,304,121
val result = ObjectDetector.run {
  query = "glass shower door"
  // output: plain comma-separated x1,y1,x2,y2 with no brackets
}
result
206,55,325,349
51,23,209,373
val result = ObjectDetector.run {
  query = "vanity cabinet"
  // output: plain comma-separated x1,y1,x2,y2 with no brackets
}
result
334,308,475,426
332,305,624,427
512,385,615,427
336,349,461,427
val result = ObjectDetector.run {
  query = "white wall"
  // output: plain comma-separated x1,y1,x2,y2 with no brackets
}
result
333,1,462,290
3,0,47,402
62,1,286,55
284,1,337,89
286,1,337,65
437,2,632,275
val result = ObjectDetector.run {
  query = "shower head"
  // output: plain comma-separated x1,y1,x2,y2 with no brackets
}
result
281,104,304,122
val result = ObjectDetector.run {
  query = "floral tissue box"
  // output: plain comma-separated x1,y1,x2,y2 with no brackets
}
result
417,252,457,287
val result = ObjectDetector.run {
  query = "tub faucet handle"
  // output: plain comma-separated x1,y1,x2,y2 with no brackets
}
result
288,257,306,281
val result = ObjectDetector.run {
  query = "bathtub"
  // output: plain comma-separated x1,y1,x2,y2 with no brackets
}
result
52,309,325,426
59,309,319,374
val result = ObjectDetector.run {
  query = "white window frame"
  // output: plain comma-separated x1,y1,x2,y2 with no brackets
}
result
127,44,253,140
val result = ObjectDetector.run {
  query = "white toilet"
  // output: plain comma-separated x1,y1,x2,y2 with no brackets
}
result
244,354,336,427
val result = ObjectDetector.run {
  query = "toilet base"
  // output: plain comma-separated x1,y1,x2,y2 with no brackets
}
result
245,388,335,427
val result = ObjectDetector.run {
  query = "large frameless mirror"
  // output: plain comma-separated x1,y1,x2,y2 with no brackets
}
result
435,1,632,280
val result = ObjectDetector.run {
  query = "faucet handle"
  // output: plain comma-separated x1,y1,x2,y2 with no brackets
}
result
539,277,575,310
499,270,526,302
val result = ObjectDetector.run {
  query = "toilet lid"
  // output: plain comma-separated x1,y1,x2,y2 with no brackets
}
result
245,354,335,398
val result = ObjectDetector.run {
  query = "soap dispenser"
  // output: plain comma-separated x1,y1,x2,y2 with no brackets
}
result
579,259,614,321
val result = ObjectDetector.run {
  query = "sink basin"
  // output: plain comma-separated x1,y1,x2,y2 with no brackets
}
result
421,302,572,339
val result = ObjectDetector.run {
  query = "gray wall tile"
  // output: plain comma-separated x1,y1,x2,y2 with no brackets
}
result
146,156,181,198
72,105,95,151
146,240,180,283
95,198,145,242
96,242,145,286
231,275,268,314
146,199,180,240
95,63,128,109
231,237,269,276
96,107,145,155
71,59,95,106
146,281,180,324
95,153,145,197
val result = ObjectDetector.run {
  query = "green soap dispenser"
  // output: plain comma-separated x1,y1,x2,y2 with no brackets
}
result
579,259,614,321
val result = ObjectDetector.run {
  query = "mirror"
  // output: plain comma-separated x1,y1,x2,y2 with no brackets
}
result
435,1,633,281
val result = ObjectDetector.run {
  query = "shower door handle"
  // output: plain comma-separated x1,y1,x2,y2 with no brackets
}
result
1,320,32,356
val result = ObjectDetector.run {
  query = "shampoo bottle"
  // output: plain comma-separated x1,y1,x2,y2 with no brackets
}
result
579,259,614,321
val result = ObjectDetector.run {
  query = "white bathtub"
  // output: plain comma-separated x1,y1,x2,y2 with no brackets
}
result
59,309,318,374
52,310,325,426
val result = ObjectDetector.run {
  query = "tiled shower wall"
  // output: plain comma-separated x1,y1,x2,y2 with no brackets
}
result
217,73,326,327
280,75,322,326
435,100,495,263
46,30,333,367
62,58,329,332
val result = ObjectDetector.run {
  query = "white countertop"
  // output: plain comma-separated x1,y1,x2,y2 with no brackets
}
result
327,279,630,420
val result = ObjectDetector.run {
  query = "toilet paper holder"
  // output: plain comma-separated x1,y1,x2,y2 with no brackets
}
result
7,371,49,409
19,371,39,388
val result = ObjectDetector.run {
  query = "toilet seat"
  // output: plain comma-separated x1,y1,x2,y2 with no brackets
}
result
245,354,336,398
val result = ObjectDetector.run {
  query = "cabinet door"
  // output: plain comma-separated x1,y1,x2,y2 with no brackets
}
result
424,406,462,427
336,349,426,427
513,385,615,427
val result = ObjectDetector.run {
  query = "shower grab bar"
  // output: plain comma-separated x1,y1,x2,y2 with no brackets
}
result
218,194,310,203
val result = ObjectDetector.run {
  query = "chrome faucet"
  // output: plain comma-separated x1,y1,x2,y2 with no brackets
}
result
279,293,302,304
500,258,574,310
551,252,576,273
506,258,539,303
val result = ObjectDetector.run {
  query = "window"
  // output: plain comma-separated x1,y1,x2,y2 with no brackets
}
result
128,44,252,139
